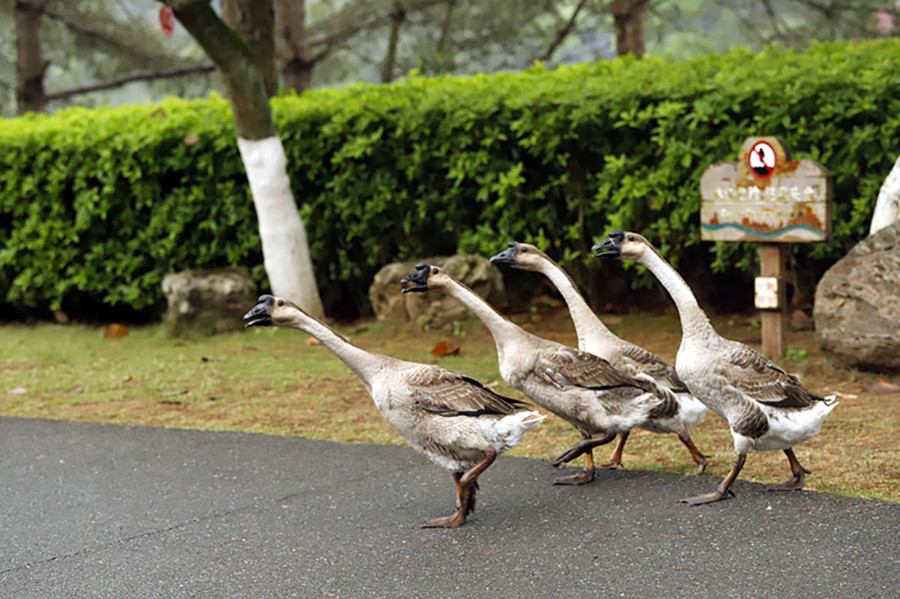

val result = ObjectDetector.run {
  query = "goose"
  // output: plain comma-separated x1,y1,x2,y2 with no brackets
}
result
401,264,679,486
593,231,837,505
243,294,544,527
490,241,708,473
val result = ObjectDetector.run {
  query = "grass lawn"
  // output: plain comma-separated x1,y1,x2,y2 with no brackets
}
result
1,308,897,503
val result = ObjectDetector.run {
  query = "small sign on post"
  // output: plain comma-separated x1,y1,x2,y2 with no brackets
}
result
700,137,832,359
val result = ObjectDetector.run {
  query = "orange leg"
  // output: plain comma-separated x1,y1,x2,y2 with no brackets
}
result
681,453,746,506
677,431,709,474
599,432,629,469
422,447,497,528
767,448,810,492
551,432,616,486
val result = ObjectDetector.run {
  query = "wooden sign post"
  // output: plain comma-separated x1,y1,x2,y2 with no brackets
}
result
700,137,832,359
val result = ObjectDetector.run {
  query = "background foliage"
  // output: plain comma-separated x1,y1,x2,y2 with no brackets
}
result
1,39,899,318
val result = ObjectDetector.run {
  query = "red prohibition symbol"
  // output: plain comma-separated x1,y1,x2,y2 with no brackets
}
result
748,140,777,179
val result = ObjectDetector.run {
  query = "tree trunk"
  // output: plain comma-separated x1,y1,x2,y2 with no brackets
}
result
221,0,278,98
870,154,900,236
381,3,406,83
15,0,48,115
612,0,646,58
167,0,324,318
274,0,313,93
435,0,455,56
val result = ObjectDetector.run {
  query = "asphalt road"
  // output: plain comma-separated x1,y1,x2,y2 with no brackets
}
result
1,417,897,598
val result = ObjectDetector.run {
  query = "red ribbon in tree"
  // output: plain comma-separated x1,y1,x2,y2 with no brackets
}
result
159,6,176,36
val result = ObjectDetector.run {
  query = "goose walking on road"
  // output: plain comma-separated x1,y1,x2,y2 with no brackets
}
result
593,231,837,505
244,295,544,527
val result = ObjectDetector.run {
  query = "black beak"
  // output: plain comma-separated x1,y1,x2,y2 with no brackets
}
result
592,230,625,259
243,294,275,327
400,263,431,293
489,242,518,267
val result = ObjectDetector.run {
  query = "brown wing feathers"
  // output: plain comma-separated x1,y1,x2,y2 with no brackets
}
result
727,345,825,409
412,370,527,417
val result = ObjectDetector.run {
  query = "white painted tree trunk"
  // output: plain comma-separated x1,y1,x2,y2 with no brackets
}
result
237,136,325,318
870,154,900,236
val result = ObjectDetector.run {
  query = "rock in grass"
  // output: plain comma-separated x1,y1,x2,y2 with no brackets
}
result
162,267,257,338
369,255,506,328
814,221,900,372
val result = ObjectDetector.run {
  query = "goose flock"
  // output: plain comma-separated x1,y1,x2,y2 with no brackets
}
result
244,230,836,527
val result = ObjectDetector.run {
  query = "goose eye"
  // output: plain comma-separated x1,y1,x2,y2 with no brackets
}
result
277,300,284,306
627,235,635,241
521,247,528,253
432,268,438,275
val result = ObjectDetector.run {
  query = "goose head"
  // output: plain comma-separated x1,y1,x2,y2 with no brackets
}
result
489,241,549,272
400,263,453,293
592,230,653,262
243,294,300,327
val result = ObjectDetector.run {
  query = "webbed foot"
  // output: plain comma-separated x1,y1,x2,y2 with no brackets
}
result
680,489,735,505
553,469,595,486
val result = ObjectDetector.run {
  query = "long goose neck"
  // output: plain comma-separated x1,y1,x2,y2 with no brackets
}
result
639,248,714,340
284,311,393,391
442,278,525,352
535,258,614,348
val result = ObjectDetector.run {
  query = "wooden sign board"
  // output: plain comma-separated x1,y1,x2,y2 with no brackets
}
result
700,137,832,243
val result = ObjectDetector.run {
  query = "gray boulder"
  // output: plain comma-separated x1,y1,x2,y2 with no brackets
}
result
162,267,258,337
369,255,507,328
814,221,900,372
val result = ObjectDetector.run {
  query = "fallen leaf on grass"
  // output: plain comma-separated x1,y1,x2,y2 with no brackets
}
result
8,387,27,395
122,374,133,382
104,324,128,339
162,390,188,397
430,340,459,356
201,356,220,362
305,337,321,346
867,379,900,395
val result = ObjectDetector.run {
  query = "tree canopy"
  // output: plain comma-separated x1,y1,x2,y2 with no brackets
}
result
1,0,894,117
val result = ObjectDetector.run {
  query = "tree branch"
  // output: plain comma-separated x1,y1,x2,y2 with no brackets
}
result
43,6,165,65
46,64,215,101
305,0,446,64
537,0,588,63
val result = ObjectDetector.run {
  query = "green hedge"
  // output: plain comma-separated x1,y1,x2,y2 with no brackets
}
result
1,39,899,317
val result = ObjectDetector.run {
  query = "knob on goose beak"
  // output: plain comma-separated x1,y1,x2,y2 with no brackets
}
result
592,230,625,259
489,242,518,266
243,294,275,327
400,263,432,293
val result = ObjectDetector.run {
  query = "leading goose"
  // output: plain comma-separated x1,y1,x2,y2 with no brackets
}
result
401,264,678,486
490,241,708,473
593,231,837,505
244,295,544,527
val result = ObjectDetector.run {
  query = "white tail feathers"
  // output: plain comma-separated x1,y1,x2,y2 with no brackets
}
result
495,410,545,440
519,411,546,430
